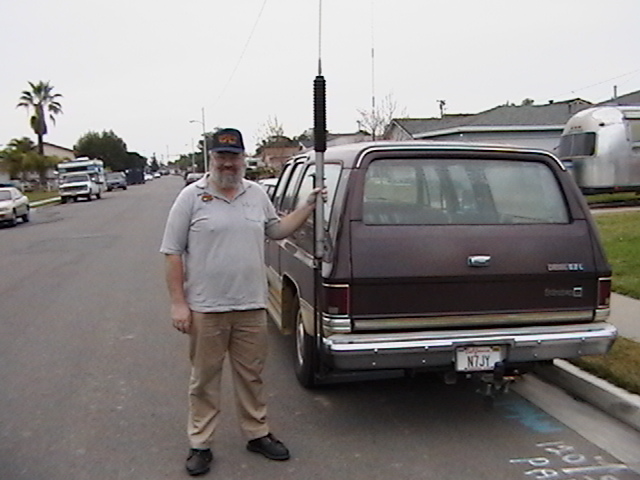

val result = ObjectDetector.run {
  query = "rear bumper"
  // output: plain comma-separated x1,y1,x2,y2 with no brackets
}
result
322,322,617,371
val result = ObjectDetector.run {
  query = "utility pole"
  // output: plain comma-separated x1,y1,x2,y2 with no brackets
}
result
201,107,207,172
437,99,446,118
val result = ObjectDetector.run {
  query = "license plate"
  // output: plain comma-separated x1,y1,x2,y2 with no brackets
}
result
455,345,504,372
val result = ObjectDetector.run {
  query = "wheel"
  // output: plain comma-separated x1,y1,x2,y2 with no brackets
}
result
8,211,17,227
21,207,30,223
293,297,318,388
96,191,101,199
123,186,127,190
86,194,92,201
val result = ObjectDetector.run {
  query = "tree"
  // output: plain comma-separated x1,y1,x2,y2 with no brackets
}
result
255,116,298,156
357,93,406,140
8,137,36,153
16,81,63,155
74,130,129,171
127,152,147,171
521,98,535,106
0,137,57,186
24,154,59,185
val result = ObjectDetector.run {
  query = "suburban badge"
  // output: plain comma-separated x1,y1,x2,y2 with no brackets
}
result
547,263,584,272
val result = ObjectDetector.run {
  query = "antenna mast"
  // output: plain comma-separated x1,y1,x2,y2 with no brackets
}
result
312,0,327,383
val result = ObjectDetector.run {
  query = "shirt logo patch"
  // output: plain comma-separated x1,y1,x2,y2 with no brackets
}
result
201,194,213,203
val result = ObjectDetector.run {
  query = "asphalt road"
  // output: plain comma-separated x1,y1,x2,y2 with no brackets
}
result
1,175,639,480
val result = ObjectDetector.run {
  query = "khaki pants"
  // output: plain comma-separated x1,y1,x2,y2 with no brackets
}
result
188,309,270,449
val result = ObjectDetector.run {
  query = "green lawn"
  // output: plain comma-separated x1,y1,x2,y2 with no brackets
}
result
26,190,60,203
571,209,640,394
594,210,640,300
585,192,639,204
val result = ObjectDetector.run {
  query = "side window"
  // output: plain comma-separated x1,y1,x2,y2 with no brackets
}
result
628,118,640,144
280,162,305,212
293,163,342,220
272,162,293,210
558,133,596,158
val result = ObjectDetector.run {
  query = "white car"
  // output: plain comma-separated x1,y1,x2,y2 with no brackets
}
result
0,187,30,227
258,177,278,197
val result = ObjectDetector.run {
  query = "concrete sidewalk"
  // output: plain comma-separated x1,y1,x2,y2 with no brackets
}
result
610,292,640,342
535,292,640,432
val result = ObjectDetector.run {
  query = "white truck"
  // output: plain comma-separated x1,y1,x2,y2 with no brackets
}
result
57,157,106,203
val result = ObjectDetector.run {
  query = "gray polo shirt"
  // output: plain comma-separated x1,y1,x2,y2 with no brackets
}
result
160,175,280,313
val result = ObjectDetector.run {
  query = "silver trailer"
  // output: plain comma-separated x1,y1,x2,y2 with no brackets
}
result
559,105,640,194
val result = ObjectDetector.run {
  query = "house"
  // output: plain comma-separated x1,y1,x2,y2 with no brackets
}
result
43,142,75,161
258,136,303,172
383,89,640,154
1,141,75,187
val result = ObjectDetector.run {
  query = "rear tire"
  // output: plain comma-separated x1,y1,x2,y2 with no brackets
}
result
96,191,101,199
293,297,318,388
21,207,30,223
9,211,17,227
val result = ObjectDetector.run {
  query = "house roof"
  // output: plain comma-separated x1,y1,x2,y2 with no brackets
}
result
597,89,640,106
387,89,640,139
43,141,75,153
389,99,596,138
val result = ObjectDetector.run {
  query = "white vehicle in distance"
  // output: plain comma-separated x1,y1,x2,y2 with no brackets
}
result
184,172,204,187
257,177,277,197
57,157,106,203
0,187,30,227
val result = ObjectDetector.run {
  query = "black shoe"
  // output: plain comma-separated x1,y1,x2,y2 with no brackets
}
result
246,433,290,460
185,448,213,476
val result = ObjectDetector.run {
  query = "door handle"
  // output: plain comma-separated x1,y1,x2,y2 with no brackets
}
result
468,255,491,267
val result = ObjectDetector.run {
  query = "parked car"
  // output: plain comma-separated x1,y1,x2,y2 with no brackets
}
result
185,172,204,187
106,172,128,191
258,177,278,197
0,187,30,226
265,141,616,393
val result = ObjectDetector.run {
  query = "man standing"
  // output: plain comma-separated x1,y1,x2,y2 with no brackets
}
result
160,128,321,476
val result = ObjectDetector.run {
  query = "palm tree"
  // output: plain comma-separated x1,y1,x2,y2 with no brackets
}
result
8,137,36,153
16,81,63,155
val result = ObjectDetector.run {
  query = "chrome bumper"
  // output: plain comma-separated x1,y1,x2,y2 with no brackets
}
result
322,322,617,371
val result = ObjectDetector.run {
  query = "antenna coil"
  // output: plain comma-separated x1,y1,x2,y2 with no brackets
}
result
313,75,327,152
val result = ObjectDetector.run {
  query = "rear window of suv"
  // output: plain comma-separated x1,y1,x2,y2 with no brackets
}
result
363,158,568,225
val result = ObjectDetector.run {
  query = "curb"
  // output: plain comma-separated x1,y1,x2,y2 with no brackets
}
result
31,197,60,207
535,359,640,432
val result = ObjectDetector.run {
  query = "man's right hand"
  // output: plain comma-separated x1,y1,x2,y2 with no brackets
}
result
171,302,192,334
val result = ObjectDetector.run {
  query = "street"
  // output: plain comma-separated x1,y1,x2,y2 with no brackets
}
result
0,175,639,480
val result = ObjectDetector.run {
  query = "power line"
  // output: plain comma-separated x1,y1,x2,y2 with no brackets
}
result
211,0,269,108
551,68,640,99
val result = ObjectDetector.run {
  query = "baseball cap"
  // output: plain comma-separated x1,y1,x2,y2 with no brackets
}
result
209,128,245,154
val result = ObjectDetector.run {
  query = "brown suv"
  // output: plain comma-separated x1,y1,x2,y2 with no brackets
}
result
265,141,616,389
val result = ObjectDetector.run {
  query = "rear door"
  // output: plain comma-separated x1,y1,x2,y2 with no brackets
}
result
348,150,601,330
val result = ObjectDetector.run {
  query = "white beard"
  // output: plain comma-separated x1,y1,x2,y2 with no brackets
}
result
211,165,245,189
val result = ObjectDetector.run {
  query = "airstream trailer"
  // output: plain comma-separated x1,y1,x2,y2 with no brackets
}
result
559,106,640,194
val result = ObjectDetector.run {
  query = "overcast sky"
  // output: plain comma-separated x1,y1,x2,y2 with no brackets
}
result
1,0,639,162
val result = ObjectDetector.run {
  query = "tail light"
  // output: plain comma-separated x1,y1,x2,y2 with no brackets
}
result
323,283,350,315
597,277,611,308
595,277,611,322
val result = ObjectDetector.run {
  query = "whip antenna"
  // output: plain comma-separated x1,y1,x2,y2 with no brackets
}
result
313,0,326,260
312,0,327,383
